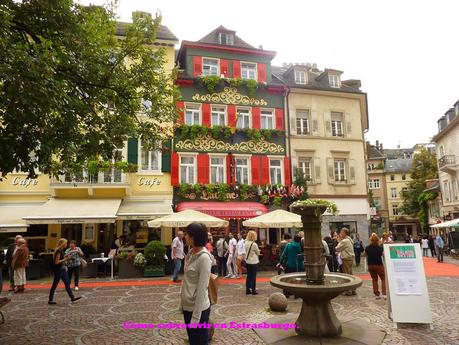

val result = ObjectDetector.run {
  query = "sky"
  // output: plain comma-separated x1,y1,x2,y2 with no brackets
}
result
80,0,459,149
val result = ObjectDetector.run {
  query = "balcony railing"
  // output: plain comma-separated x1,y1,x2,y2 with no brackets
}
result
51,169,128,186
438,155,456,168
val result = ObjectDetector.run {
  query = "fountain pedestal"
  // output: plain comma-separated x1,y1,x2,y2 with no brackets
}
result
270,203,362,337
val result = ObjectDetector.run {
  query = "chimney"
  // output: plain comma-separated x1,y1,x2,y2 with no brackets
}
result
380,143,383,151
375,140,379,149
258,45,263,50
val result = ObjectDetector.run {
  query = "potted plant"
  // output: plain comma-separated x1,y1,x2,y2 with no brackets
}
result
144,240,166,277
117,251,143,278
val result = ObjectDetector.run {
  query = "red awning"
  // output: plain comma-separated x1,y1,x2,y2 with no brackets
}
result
176,202,268,219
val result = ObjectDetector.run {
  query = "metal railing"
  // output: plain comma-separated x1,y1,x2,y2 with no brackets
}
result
439,155,456,168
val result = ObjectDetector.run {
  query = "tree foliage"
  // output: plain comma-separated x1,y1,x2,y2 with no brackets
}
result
401,148,438,232
0,0,179,178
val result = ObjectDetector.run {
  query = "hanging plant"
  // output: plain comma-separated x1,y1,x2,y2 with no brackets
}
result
245,79,259,98
115,161,129,172
262,129,273,140
193,183,203,196
87,160,99,176
217,184,228,201
211,125,223,139
199,76,222,93
223,127,232,139
206,183,216,194
228,78,244,88
179,183,190,196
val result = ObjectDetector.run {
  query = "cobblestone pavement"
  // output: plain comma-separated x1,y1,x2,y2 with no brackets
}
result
1,274,459,345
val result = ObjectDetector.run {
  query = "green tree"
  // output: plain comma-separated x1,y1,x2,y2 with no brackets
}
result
401,148,438,233
0,0,179,178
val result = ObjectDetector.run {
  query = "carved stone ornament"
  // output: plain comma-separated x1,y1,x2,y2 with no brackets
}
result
175,134,284,154
191,87,268,106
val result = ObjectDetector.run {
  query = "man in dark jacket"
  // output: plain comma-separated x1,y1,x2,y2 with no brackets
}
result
5,235,23,292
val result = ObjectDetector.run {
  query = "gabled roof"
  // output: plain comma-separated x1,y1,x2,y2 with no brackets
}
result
383,148,414,160
384,159,413,173
116,22,179,42
369,145,385,159
197,25,256,49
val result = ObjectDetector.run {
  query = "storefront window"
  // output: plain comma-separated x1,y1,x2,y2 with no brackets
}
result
329,221,357,237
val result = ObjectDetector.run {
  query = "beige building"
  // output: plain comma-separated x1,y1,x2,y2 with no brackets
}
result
366,142,389,234
384,158,420,238
433,102,459,219
273,64,370,240
0,15,179,254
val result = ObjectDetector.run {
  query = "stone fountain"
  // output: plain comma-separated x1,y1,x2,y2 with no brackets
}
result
270,203,363,337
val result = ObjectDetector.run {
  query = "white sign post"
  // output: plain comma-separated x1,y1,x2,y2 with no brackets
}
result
384,244,433,329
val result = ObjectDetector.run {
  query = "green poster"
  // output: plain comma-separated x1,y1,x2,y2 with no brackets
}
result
389,245,416,259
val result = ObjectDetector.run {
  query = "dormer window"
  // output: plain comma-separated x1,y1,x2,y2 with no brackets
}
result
294,70,306,84
329,74,341,88
219,33,234,46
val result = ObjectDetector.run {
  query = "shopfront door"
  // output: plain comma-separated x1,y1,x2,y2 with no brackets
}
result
97,223,116,254
61,224,83,244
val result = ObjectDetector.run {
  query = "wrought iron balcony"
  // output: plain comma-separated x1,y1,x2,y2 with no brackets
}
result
51,170,129,187
438,155,457,174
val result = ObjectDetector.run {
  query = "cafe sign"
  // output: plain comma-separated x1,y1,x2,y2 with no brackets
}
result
137,177,162,188
12,177,38,188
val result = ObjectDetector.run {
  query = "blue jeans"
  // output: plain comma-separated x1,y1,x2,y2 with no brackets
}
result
173,259,182,281
183,306,211,345
49,267,75,302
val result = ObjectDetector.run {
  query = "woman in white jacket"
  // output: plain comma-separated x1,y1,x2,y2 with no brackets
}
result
244,230,260,295
180,223,212,345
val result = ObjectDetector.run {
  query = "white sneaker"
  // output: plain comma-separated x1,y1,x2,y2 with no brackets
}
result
375,295,381,300
230,275,238,279
225,274,232,278
75,286,79,291
382,295,387,300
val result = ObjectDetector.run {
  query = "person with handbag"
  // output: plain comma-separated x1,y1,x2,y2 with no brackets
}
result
244,230,260,295
65,240,84,291
236,233,246,279
180,223,212,345
48,238,81,305
12,238,29,293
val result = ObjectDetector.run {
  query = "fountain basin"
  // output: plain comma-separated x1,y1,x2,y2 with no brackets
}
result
270,273,362,337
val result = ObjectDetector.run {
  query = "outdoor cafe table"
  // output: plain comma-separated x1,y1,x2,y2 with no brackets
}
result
91,257,114,279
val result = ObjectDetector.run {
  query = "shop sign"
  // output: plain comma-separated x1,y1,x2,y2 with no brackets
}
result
182,190,257,201
137,177,162,188
12,177,38,188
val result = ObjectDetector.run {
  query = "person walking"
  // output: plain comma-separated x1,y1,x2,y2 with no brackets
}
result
364,233,386,300
48,238,82,305
353,234,364,266
244,230,260,295
428,235,436,257
236,233,246,279
171,231,185,282
65,240,84,291
216,236,228,277
421,236,429,257
435,233,445,263
12,238,29,293
279,235,304,297
225,232,237,278
180,223,212,345
4,235,23,292
335,228,356,295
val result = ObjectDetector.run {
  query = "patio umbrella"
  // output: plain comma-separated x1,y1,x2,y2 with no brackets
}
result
430,218,459,228
242,209,303,228
147,209,228,228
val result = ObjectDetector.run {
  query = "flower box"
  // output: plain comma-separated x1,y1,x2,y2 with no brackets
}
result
144,265,165,277
118,259,144,279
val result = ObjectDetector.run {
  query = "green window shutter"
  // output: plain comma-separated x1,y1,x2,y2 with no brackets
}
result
161,140,172,173
127,138,138,164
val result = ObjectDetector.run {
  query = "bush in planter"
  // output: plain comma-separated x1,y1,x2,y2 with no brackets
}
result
144,240,166,277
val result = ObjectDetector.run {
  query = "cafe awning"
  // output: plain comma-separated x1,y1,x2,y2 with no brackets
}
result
176,202,268,219
23,198,122,224
0,204,42,233
116,200,173,220
430,218,459,228
242,209,302,228
147,209,228,228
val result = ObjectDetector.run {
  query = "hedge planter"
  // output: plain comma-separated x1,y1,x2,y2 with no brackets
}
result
81,262,98,278
118,259,144,279
144,265,165,277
